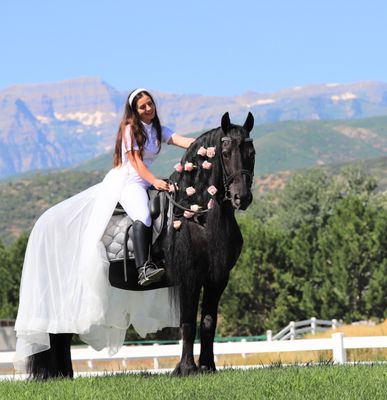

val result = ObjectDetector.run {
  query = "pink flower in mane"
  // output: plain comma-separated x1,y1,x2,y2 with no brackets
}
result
207,198,215,209
173,220,182,230
202,161,212,170
174,163,183,173
190,204,200,212
197,146,207,157
186,186,196,196
206,147,216,158
183,210,194,219
207,185,218,196
184,162,195,171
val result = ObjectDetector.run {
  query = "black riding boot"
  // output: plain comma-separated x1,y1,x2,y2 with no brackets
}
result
132,220,165,286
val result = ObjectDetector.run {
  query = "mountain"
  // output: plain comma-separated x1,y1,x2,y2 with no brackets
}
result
2,77,387,178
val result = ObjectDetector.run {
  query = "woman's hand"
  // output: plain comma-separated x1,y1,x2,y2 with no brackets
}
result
152,178,169,191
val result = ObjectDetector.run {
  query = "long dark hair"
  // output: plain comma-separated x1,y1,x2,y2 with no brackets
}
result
113,90,162,167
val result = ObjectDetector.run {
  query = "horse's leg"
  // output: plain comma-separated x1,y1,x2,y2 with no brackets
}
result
198,280,228,372
172,280,201,376
50,333,74,378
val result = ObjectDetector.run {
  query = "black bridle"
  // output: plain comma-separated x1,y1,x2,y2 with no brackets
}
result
219,136,254,201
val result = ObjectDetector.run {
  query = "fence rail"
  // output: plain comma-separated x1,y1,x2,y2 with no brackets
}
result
1,333,386,372
268,317,340,341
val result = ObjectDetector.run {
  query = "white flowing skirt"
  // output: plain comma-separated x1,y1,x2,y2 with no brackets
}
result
13,166,179,371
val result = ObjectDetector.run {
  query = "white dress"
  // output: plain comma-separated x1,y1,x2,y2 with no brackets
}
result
13,123,179,371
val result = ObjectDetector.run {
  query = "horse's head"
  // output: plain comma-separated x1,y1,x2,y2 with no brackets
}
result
220,112,255,210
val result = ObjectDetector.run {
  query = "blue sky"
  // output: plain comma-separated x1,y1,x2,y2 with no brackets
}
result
1,0,386,96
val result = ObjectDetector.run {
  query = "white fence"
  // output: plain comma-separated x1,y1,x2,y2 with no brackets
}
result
268,318,340,341
1,333,386,372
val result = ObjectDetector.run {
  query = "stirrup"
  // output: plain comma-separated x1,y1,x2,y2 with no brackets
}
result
138,261,165,286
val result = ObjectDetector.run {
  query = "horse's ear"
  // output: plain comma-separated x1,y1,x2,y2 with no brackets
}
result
221,112,231,133
243,112,254,133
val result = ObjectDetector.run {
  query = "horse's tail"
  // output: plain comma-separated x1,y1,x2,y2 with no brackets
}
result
26,333,73,380
27,349,56,380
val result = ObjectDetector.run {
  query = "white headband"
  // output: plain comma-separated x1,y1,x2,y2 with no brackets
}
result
128,88,148,108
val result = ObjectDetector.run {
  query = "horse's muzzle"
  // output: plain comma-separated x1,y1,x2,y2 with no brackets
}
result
231,192,252,210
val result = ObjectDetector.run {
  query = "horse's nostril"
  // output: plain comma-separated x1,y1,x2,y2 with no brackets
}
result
234,194,241,206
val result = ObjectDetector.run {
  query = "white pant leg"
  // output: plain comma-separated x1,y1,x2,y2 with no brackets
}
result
119,183,152,227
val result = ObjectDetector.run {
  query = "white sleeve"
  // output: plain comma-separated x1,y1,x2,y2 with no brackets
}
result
122,125,139,152
161,126,175,144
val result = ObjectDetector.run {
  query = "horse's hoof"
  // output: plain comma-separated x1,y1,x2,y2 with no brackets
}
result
172,363,198,377
199,365,217,373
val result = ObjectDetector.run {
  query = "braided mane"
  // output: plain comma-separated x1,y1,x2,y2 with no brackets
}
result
168,127,224,218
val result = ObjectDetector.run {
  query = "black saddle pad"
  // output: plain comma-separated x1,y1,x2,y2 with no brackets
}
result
109,259,174,291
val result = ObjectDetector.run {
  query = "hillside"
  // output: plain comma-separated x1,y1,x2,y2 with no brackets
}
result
1,155,386,244
0,171,104,242
2,112,387,243
74,116,387,177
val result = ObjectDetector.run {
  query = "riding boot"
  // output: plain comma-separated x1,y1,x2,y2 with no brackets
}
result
132,220,165,286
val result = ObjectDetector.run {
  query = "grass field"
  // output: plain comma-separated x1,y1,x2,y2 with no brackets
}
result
0,365,386,400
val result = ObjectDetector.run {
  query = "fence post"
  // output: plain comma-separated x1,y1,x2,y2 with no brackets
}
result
241,338,247,359
290,321,296,340
332,319,338,330
332,332,346,364
153,343,160,370
87,346,93,369
311,317,316,335
267,330,272,341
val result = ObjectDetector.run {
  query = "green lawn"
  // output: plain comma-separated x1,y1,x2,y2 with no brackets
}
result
0,365,386,400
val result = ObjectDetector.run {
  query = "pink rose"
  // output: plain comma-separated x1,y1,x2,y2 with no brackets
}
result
197,146,207,157
184,162,195,171
207,198,215,209
184,210,194,219
174,163,183,173
206,147,216,158
186,186,196,196
202,161,212,170
169,183,179,192
190,204,200,212
173,220,182,230
207,185,218,196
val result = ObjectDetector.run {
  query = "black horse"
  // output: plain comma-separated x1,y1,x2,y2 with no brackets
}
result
27,112,255,378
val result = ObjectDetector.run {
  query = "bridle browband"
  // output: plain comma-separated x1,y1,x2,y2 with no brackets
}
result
165,135,254,216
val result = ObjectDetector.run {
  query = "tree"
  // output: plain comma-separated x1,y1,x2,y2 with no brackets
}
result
314,195,386,321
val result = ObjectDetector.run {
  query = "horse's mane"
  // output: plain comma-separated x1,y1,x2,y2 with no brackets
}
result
168,127,224,214
165,127,235,290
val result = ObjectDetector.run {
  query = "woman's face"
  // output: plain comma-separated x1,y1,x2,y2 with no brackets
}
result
136,94,156,124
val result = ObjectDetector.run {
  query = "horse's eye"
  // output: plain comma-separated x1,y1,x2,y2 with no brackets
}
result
222,149,231,159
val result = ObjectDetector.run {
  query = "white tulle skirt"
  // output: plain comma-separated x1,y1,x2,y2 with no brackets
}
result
13,166,179,371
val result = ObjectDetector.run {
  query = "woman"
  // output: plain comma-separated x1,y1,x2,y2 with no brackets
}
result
113,88,194,286
14,89,194,371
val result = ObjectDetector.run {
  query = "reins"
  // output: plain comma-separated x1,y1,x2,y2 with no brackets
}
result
165,190,210,216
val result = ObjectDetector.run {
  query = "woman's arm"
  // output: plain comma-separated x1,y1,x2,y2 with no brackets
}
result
127,151,169,191
168,134,195,149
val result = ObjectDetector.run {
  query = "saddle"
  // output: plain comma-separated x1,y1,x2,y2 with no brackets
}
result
102,188,173,291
